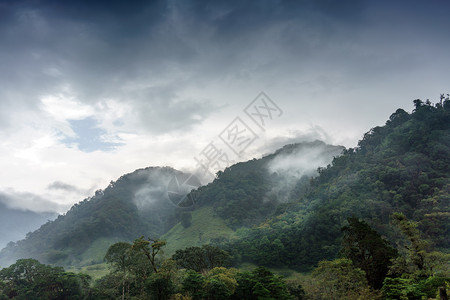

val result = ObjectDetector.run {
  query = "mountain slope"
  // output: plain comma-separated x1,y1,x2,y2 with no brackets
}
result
0,142,343,268
161,206,234,257
0,167,190,268
193,140,344,229
224,99,450,271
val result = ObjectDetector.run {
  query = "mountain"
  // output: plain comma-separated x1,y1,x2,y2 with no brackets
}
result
221,99,450,271
0,202,56,249
3,99,447,274
0,167,193,268
0,142,343,269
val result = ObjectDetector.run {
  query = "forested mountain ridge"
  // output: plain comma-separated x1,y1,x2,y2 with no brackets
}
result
0,142,343,269
223,98,450,271
193,140,344,229
0,98,449,299
0,167,191,268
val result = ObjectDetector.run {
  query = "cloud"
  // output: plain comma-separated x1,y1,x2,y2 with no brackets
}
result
0,189,63,213
267,141,344,178
256,126,333,156
264,141,344,202
0,0,449,213
47,181,82,193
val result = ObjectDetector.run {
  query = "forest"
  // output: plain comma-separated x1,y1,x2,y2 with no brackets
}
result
0,97,449,299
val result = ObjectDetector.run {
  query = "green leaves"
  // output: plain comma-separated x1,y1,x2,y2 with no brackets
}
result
341,217,398,289
0,259,91,299
172,245,230,273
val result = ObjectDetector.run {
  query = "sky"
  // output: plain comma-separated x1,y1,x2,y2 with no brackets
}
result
0,0,449,214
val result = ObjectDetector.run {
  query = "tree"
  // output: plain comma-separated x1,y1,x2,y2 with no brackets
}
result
182,270,205,300
172,245,231,273
203,267,238,300
383,213,450,299
341,217,398,289
146,273,175,300
233,267,292,300
390,213,429,278
104,242,133,300
132,236,167,273
0,258,91,299
146,259,178,300
307,258,379,300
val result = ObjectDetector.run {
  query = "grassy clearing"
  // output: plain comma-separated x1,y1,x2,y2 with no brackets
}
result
79,237,124,266
67,263,110,280
162,206,234,257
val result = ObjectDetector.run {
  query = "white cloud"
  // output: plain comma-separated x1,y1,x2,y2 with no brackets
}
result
41,93,95,122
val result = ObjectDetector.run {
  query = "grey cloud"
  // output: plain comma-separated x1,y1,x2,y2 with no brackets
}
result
127,85,216,133
258,127,333,156
0,189,62,213
1,0,450,134
264,141,344,202
267,141,344,178
47,181,81,193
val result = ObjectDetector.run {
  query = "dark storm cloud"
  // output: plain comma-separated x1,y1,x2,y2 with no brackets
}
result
1,0,450,132
0,0,364,95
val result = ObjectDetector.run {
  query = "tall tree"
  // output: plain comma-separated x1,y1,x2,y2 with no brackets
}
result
105,242,133,300
341,217,398,289
132,236,166,273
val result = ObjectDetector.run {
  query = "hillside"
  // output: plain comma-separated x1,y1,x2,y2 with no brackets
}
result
0,141,342,269
162,206,234,257
0,167,191,268
222,99,450,271
193,140,344,229
0,99,449,299
2,97,448,277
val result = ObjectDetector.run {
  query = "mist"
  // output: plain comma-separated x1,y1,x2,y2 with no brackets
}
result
265,141,344,202
0,202,56,249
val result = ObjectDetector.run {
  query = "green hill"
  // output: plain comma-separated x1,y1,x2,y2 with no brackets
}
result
0,142,342,269
162,206,234,257
5,97,448,275
222,99,450,271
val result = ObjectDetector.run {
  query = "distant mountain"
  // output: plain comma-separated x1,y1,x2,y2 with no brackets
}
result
0,167,193,268
0,142,343,269
0,202,56,249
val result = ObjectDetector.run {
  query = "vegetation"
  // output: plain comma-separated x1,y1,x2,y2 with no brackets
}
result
0,97,449,298
0,167,195,268
0,259,90,299
172,245,231,273
221,97,450,272
161,206,234,257
341,217,398,289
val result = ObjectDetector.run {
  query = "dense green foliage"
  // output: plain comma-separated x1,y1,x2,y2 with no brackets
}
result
95,239,296,299
222,98,450,271
341,217,398,289
172,245,230,273
306,258,377,299
1,97,449,299
193,141,343,229
0,259,90,299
